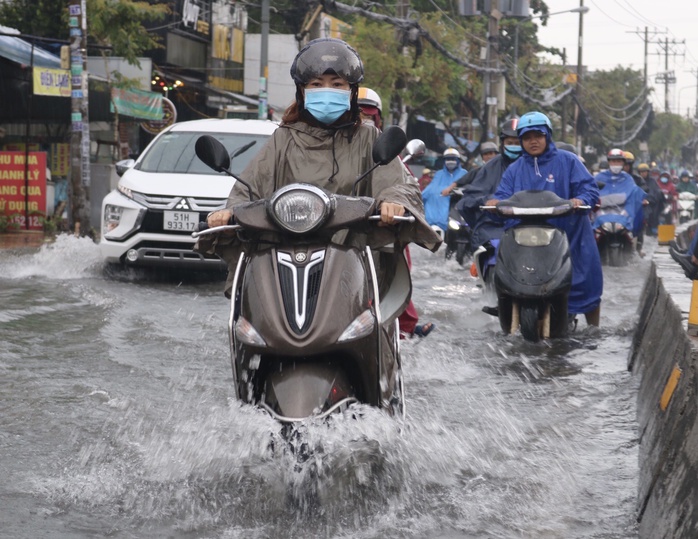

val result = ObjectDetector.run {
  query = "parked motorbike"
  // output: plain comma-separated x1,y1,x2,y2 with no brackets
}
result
483,190,585,342
677,191,697,224
192,127,417,423
444,188,473,265
593,193,634,267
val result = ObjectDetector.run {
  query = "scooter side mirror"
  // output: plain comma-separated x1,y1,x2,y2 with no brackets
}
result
404,139,426,159
195,135,231,173
195,134,257,200
372,125,407,165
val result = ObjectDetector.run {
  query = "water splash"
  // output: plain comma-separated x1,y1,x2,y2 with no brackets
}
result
0,234,104,280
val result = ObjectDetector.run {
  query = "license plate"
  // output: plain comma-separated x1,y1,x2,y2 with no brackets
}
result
163,211,198,231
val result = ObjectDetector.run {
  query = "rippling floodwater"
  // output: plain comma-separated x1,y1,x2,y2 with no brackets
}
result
0,234,648,538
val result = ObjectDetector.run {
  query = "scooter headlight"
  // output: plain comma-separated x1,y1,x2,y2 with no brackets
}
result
268,184,332,234
448,217,461,231
513,227,555,247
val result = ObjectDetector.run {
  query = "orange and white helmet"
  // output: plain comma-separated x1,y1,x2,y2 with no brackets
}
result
357,87,382,112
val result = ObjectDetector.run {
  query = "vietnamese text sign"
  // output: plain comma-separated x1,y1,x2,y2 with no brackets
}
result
0,152,48,230
33,67,71,97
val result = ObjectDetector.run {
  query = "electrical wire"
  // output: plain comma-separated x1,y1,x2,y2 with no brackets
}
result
614,0,656,28
589,0,637,28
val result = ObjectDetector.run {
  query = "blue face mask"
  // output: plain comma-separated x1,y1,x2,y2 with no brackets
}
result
304,88,351,125
504,144,522,160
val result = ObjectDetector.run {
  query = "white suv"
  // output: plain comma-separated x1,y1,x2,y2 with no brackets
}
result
99,118,277,270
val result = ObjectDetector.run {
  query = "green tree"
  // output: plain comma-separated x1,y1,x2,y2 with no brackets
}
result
579,67,650,158
647,113,694,166
0,0,167,64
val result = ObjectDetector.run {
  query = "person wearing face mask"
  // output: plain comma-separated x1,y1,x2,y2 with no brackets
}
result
656,171,678,224
592,148,647,243
485,111,602,327
456,117,522,250
201,38,441,298
357,85,436,339
421,148,467,233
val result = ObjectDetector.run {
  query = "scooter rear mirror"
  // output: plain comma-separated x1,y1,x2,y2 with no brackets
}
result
372,125,407,165
195,135,231,173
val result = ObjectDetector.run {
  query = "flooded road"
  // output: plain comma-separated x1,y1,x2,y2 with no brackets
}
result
0,235,646,538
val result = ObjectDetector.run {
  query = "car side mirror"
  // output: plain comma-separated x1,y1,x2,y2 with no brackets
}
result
115,159,135,177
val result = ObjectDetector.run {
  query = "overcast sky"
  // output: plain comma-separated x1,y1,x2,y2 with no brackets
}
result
535,0,698,118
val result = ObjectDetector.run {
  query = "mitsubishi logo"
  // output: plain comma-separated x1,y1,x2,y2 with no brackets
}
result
175,198,190,210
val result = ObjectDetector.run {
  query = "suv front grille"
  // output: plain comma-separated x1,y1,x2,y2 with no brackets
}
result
132,192,226,212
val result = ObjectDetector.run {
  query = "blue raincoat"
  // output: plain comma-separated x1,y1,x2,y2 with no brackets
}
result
422,163,467,231
593,170,647,236
494,133,602,315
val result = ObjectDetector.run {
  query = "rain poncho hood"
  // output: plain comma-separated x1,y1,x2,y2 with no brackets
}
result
494,128,602,314
593,170,647,235
421,161,467,230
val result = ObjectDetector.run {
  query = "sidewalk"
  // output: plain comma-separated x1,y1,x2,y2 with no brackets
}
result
0,231,51,250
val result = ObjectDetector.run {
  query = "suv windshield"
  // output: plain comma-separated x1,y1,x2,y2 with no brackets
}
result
137,131,270,175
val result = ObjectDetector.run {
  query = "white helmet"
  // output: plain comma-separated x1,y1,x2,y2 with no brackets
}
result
357,87,382,112
443,148,460,160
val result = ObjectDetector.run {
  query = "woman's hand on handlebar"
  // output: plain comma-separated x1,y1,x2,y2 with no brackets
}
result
378,202,405,226
207,209,233,227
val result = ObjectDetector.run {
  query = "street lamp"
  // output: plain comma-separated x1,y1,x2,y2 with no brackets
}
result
512,5,590,80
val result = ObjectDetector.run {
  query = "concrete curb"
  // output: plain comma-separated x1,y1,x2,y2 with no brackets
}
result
630,227,698,538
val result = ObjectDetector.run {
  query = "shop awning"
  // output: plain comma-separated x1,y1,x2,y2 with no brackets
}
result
0,26,61,68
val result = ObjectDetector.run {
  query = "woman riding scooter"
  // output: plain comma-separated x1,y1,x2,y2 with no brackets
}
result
204,38,440,295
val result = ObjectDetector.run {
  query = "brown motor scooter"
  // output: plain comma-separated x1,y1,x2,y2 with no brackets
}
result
193,127,417,423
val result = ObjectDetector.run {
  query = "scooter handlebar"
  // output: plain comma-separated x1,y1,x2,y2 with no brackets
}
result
368,215,416,223
191,223,241,238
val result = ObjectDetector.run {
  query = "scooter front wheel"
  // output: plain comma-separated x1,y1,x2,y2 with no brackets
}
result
520,302,540,342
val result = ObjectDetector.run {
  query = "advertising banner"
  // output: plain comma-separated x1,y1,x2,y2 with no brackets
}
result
111,87,164,120
0,151,47,230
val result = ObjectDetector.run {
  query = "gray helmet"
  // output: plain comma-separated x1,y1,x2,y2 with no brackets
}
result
556,142,577,155
479,141,499,155
290,38,364,86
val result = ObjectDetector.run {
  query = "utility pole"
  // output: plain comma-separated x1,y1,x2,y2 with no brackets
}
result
257,0,269,120
627,27,667,89
485,0,501,140
68,0,90,236
573,0,584,153
649,36,684,113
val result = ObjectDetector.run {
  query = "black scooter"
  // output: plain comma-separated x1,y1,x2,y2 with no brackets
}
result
484,190,585,342
443,188,472,265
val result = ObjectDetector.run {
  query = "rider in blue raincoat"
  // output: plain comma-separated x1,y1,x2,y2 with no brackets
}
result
486,111,603,327
422,148,467,232
593,148,647,236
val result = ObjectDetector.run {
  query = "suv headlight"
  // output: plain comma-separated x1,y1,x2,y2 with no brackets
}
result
268,184,332,234
103,204,124,234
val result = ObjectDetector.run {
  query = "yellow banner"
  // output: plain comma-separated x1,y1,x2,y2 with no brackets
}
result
33,67,71,97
